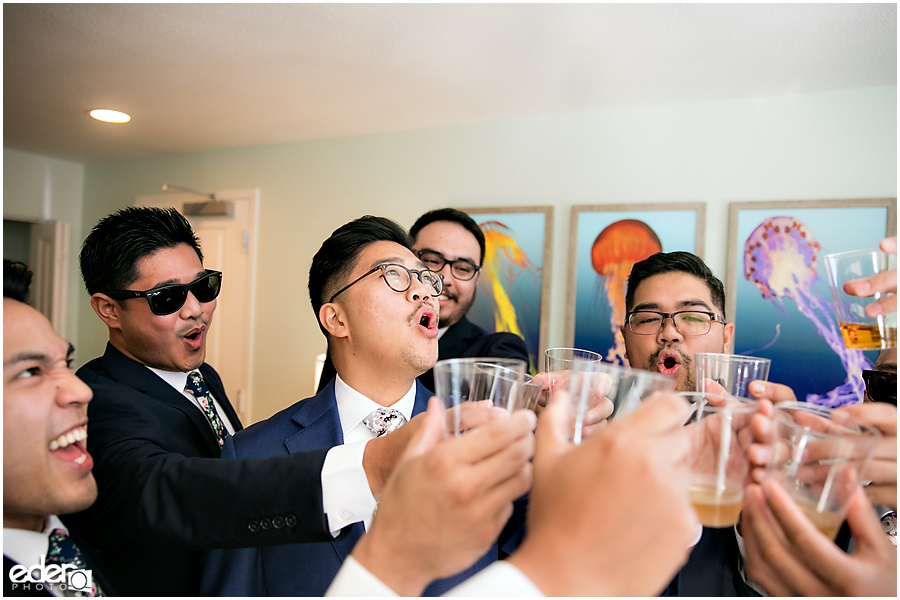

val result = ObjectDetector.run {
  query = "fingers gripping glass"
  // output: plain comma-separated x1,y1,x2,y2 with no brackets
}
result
103,270,223,316
625,310,726,336
416,250,480,281
329,264,443,303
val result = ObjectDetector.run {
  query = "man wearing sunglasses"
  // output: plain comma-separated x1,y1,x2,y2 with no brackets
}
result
63,207,456,596
202,215,531,596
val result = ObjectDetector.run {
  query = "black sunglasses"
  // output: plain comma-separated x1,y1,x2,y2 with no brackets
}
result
862,369,897,405
103,270,223,316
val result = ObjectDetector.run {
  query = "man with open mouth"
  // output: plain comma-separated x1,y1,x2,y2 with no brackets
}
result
3,260,114,596
203,215,531,596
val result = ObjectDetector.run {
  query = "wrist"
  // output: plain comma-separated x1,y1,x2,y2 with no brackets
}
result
353,528,430,596
362,437,388,495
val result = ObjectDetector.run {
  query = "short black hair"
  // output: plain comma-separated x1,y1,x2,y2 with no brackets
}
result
626,251,727,318
308,215,413,336
80,207,203,295
3,260,33,303
409,208,486,266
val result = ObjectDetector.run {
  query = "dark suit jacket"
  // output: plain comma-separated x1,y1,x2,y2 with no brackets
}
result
418,316,531,392
61,343,336,597
201,379,512,596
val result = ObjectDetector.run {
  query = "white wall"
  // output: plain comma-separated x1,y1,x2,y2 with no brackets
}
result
69,85,899,420
3,148,85,345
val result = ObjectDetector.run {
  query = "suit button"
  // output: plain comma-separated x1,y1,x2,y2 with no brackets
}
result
272,516,285,529
285,514,297,528
260,518,272,530
248,520,260,532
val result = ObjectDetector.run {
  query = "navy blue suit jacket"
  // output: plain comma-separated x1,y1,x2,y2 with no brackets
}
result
201,379,506,596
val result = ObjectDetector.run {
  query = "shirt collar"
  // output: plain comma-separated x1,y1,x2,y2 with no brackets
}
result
146,366,190,393
3,515,65,569
333,374,416,436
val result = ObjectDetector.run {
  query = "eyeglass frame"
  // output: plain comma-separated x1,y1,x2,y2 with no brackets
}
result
624,309,727,336
101,269,223,316
328,263,443,303
415,249,481,281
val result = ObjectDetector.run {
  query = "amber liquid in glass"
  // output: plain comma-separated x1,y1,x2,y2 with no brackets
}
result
690,479,743,528
839,323,897,350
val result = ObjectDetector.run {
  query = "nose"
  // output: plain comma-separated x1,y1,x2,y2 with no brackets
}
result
57,370,93,407
656,315,684,344
407,272,434,302
180,288,207,318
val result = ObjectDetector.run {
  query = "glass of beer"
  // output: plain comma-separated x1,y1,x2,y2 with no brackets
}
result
823,248,896,349
681,392,758,528
766,401,881,539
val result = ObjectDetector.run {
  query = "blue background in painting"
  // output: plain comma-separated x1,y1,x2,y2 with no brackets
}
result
733,207,887,401
573,210,698,358
467,212,545,372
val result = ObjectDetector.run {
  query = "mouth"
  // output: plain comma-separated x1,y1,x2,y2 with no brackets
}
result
416,308,439,336
49,424,93,471
656,351,682,376
183,325,205,350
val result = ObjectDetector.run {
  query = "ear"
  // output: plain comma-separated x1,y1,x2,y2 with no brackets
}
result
319,302,349,339
722,321,735,353
91,293,123,330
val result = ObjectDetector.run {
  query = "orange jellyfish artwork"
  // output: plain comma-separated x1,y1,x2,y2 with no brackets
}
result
744,216,871,406
591,220,662,364
476,220,539,368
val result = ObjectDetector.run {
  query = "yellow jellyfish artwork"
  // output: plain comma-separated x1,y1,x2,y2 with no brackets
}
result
591,220,662,364
477,219,536,348
744,216,872,406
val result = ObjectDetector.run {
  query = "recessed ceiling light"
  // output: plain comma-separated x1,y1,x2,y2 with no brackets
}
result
89,109,131,123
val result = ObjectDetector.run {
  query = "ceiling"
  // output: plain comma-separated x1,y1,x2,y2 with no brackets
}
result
4,3,897,163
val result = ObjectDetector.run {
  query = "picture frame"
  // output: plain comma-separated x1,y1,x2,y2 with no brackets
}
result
566,203,706,364
726,198,897,405
461,206,553,373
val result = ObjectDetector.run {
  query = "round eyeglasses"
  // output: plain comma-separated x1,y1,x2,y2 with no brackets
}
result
416,250,480,281
625,310,726,336
329,263,443,303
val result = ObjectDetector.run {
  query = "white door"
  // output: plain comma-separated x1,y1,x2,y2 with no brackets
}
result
135,189,258,425
29,220,70,335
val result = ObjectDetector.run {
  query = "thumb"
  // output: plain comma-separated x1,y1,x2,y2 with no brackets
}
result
397,396,445,466
534,387,571,468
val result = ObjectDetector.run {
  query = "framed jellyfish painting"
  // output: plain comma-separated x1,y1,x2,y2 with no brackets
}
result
461,206,553,374
726,198,897,407
566,203,706,364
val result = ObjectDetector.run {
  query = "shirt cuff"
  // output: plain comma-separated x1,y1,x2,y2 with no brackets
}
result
322,440,377,536
443,562,545,597
325,555,398,597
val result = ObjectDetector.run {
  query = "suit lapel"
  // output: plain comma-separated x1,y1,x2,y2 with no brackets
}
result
100,344,225,455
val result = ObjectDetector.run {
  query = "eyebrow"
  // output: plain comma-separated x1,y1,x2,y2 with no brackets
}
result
631,299,716,313
147,270,207,289
367,257,427,271
418,247,478,266
6,343,76,368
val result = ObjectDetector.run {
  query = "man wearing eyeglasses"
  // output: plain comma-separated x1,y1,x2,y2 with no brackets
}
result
622,251,735,394
409,208,529,391
202,215,532,596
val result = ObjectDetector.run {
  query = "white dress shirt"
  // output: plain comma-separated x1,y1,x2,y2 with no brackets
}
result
320,374,416,534
325,555,544,597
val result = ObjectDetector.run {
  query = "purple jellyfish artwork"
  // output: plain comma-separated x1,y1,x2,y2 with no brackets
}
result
744,217,872,406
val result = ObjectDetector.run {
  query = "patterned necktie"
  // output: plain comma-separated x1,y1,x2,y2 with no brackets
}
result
363,407,407,437
185,371,227,447
46,528,104,597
